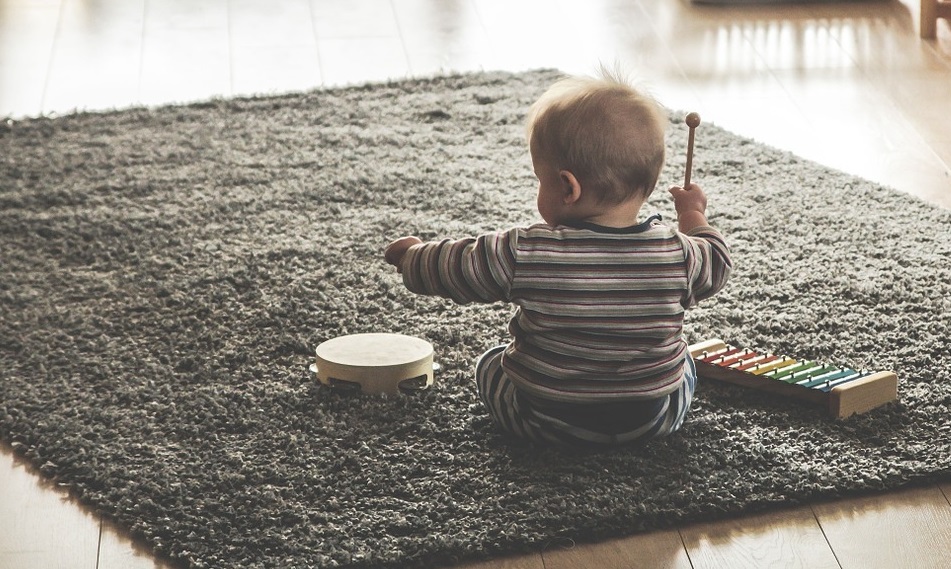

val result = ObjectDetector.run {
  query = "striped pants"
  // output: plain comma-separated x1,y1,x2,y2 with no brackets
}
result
474,345,697,447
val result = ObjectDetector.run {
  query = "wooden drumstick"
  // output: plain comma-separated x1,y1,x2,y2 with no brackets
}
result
683,112,701,187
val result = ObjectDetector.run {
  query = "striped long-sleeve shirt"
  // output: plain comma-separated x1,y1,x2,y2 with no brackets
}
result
400,214,732,403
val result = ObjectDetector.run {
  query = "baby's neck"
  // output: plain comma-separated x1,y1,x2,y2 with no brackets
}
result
580,198,645,228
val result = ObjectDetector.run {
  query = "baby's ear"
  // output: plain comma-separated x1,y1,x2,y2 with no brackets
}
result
559,170,582,204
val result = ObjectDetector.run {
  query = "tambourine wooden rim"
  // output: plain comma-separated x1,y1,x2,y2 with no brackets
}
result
311,333,435,395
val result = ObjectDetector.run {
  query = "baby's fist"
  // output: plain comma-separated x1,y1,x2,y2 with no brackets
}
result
384,236,423,272
668,183,707,215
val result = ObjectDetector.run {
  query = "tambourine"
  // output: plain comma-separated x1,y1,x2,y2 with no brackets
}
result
310,333,436,395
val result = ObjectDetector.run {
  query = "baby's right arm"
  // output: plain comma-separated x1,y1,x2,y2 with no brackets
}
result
668,183,708,233
390,231,516,305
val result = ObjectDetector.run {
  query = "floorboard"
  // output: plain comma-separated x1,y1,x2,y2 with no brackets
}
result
542,529,692,569
0,448,100,569
680,506,839,569
97,519,178,569
449,552,546,569
814,485,951,569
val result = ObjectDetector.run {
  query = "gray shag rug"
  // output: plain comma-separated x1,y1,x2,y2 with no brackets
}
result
1,69,950,569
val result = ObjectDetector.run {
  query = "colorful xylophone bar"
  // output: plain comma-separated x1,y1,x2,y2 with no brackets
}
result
687,338,898,418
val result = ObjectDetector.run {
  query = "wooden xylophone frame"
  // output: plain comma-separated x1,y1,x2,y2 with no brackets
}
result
688,338,898,419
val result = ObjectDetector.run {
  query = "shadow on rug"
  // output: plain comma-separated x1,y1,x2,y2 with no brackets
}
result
1,69,950,569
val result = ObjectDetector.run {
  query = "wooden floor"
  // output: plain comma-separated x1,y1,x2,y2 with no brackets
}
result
1,0,950,568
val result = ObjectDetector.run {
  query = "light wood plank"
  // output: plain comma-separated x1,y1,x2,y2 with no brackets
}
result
681,506,839,569
542,529,691,569
940,482,951,505
97,518,180,569
0,447,100,569
449,551,545,569
814,485,951,569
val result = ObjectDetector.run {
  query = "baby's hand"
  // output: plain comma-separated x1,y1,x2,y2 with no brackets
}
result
384,236,423,272
668,183,707,215
668,183,709,232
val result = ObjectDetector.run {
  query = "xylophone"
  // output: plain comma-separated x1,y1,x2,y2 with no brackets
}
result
687,338,898,418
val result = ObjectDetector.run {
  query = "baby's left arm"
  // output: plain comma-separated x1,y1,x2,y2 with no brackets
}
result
678,228,732,308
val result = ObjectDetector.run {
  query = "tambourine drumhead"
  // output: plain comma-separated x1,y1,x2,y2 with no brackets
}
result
313,333,434,395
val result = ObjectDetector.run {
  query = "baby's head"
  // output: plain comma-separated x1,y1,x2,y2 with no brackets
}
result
526,68,667,207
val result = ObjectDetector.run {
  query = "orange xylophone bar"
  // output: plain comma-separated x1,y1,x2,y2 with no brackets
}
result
687,339,898,418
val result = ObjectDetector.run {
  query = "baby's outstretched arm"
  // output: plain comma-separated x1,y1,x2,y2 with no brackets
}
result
384,236,423,272
668,183,709,233
384,232,514,304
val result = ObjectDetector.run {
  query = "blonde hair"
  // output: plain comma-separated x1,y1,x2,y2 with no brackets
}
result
526,67,667,205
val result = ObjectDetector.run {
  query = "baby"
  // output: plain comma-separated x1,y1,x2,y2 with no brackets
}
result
385,69,732,447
